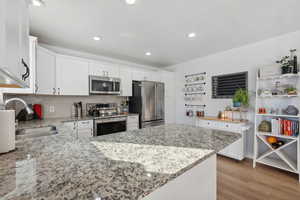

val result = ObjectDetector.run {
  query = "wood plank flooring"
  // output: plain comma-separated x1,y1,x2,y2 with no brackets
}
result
217,156,300,200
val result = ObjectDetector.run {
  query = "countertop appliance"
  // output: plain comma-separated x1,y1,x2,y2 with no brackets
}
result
89,76,121,95
0,97,33,153
129,81,165,128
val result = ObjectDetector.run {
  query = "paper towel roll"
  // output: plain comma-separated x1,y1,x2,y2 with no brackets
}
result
0,110,16,153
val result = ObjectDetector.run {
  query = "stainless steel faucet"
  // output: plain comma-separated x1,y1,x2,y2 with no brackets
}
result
0,97,34,114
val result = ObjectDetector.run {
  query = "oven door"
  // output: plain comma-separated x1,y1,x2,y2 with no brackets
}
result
95,118,127,136
89,76,121,95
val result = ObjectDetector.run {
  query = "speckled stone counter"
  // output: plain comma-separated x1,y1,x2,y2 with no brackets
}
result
0,124,240,200
17,114,139,130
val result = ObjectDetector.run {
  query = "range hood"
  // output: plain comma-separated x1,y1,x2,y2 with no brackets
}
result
0,68,28,88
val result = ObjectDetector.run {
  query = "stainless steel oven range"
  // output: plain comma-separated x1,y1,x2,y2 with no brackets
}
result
94,116,127,136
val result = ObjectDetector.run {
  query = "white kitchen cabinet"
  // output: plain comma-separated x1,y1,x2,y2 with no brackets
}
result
149,71,162,82
196,118,249,161
0,0,30,86
36,46,56,95
127,114,139,130
64,120,94,138
132,70,145,81
119,68,133,96
89,61,119,77
1,36,37,94
56,55,89,96
132,70,155,81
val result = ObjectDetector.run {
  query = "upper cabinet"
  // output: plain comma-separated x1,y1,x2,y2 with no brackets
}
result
119,67,133,97
89,61,119,77
36,46,56,95
0,0,30,87
56,55,89,96
36,47,89,96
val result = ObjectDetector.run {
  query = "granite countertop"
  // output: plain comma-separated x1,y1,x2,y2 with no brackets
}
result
17,114,139,130
0,124,241,200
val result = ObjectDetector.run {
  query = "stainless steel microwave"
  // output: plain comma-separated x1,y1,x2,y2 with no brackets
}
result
89,76,121,95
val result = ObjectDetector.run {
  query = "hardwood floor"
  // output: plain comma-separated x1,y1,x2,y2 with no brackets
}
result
217,156,300,200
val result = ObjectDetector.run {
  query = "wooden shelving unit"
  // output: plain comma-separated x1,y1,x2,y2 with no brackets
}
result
253,70,300,182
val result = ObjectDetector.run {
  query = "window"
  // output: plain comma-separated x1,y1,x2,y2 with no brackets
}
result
212,71,248,99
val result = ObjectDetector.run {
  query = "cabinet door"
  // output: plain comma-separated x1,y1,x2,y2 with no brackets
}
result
149,71,162,82
36,46,56,95
0,0,5,71
89,61,119,77
132,70,146,81
19,0,30,86
119,68,132,96
4,0,24,82
56,55,89,96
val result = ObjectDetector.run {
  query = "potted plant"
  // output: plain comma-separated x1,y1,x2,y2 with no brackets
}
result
233,89,249,107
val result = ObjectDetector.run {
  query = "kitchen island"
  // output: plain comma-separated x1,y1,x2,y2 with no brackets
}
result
0,124,240,200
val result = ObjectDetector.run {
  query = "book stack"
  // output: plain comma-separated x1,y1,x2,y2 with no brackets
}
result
271,118,299,137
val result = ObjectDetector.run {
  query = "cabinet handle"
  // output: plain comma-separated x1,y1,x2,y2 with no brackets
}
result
21,59,30,81
35,84,39,93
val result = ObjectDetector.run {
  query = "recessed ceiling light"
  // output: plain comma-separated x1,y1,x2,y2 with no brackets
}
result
125,0,136,5
145,52,152,56
93,36,101,41
187,32,197,38
31,0,45,7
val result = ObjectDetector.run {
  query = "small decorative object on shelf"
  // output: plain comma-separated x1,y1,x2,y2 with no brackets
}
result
284,86,298,95
266,136,278,144
282,105,299,116
258,108,267,114
276,49,299,75
258,120,272,132
232,88,249,108
271,141,285,149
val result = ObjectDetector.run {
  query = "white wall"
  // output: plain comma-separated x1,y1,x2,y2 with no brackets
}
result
168,30,300,158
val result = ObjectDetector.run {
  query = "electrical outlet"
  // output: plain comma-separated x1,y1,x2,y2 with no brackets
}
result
49,105,55,113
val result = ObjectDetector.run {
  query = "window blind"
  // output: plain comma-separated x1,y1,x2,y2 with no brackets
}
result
212,71,248,99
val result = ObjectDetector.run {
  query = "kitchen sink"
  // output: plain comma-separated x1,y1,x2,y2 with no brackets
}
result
16,126,58,140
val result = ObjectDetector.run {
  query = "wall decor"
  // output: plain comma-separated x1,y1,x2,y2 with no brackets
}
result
184,72,206,118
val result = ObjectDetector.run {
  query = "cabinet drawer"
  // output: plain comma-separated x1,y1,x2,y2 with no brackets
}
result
77,120,93,129
78,129,93,138
127,115,139,123
197,120,242,133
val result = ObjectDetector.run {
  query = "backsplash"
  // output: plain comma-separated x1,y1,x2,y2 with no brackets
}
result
5,94,127,119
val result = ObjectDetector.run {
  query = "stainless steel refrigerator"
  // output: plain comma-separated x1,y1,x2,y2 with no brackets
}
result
129,81,165,128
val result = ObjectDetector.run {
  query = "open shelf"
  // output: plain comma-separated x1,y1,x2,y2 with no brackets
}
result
258,73,300,80
257,139,297,161
256,113,300,118
257,157,297,173
258,95,299,98
257,132,298,140
254,69,300,180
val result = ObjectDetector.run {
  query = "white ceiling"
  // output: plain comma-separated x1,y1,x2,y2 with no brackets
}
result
29,0,300,67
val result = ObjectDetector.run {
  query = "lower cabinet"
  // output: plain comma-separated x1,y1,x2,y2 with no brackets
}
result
64,120,93,138
196,119,249,160
127,115,139,131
